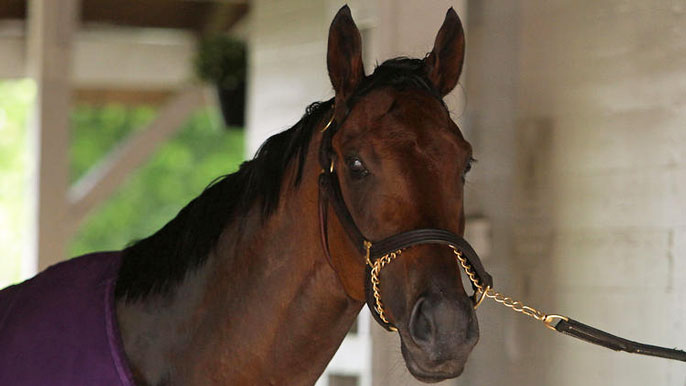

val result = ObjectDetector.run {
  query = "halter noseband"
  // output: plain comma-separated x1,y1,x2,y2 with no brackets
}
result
317,105,493,332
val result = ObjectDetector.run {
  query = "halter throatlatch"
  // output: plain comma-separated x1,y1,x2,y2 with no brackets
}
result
316,104,686,362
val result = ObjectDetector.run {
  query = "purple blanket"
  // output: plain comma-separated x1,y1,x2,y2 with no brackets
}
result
0,252,135,385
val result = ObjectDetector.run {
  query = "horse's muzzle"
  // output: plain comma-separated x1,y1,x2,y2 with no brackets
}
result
401,293,478,382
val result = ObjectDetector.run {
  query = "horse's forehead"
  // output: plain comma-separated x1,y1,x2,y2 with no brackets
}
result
353,88,446,124
345,88,467,154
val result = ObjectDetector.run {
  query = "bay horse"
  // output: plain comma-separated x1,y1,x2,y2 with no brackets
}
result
0,6,487,385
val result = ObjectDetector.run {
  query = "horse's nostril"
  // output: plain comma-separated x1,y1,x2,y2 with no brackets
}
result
409,297,434,345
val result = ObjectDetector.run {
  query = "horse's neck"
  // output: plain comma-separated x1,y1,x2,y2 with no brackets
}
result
118,173,362,385
176,204,361,385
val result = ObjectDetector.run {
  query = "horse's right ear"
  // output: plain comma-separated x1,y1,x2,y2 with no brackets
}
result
327,5,365,106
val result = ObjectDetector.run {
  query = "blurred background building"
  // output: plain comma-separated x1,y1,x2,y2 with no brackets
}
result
0,0,685,385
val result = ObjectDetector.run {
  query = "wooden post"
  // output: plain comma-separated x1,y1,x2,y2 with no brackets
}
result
26,0,79,272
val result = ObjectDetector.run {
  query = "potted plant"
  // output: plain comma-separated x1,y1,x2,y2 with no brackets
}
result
194,35,246,128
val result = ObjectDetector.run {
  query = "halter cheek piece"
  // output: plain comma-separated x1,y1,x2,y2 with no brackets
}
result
316,104,686,362
316,106,493,332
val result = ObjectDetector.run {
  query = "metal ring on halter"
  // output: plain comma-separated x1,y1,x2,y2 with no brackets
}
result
320,111,335,132
473,286,490,310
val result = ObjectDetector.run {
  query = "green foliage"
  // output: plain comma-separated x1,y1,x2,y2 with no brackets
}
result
69,107,245,257
0,80,35,287
0,80,244,286
70,105,156,183
194,35,246,89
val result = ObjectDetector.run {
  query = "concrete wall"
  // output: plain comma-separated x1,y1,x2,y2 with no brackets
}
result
464,1,686,385
458,1,527,385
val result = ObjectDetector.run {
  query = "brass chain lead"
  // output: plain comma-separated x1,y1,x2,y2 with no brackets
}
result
369,245,568,333
369,250,400,332
451,247,567,329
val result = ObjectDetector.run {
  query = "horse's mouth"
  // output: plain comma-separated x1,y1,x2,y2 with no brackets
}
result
407,367,465,384
400,341,467,383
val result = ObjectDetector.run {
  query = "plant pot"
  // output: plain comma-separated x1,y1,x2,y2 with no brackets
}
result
216,81,245,128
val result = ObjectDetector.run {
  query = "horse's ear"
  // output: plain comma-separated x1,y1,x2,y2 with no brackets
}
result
327,5,365,105
425,8,465,97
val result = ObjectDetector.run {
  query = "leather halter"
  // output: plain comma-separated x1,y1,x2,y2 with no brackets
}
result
316,105,493,331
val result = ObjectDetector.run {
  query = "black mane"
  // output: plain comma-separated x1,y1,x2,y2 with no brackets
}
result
115,57,441,301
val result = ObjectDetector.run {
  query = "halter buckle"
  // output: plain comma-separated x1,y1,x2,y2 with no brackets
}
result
364,240,372,266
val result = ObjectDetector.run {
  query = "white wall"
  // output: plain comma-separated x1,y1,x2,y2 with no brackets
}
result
518,2,686,385
464,1,686,385
245,0,330,155
0,22,195,90
458,1,525,385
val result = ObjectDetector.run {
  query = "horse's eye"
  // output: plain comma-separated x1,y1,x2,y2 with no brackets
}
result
346,156,369,179
462,157,475,182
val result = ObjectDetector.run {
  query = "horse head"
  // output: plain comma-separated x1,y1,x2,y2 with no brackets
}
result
323,6,478,382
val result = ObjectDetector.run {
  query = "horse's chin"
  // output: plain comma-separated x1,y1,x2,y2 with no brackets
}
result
400,339,468,383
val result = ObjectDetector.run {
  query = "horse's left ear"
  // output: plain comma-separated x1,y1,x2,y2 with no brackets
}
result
327,5,365,106
425,8,465,97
